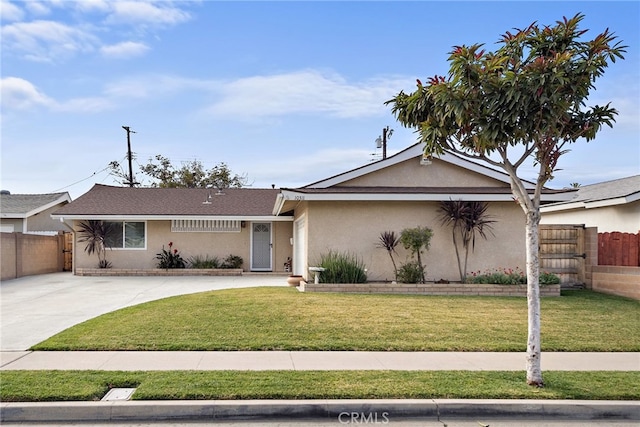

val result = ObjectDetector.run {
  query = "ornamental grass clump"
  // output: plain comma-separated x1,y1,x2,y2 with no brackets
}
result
318,251,367,283
188,255,221,269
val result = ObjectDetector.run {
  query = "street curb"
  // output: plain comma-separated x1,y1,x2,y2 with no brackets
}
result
2,399,639,423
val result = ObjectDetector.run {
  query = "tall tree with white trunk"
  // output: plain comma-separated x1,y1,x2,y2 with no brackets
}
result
387,14,625,386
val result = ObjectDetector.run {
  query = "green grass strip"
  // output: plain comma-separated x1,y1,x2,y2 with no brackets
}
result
1,371,639,402
32,289,640,352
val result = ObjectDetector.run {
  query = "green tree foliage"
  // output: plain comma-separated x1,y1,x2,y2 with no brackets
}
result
387,14,625,386
110,155,248,189
399,226,433,283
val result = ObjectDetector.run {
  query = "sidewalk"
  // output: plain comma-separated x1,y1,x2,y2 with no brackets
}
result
2,350,639,371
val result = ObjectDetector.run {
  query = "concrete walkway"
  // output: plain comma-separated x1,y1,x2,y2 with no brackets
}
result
2,350,639,371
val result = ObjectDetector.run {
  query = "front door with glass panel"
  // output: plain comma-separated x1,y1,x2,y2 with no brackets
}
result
251,222,272,271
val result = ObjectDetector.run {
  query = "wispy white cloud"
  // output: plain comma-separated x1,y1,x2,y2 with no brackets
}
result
1,20,98,62
104,1,192,26
0,77,112,113
24,1,52,16
205,70,408,120
1,0,194,62
0,77,54,110
589,75,640,130
103,74,220,99
0,69,419,121
0,0,25,22
101,40,149,58
73,0,111,13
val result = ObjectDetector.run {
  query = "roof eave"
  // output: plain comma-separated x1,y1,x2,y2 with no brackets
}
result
279,189,570,203
303,144,537,190
541,191,640,212
51,214,293,222
25,193,71,217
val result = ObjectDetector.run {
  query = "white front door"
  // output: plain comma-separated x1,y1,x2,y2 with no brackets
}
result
251,222,272,271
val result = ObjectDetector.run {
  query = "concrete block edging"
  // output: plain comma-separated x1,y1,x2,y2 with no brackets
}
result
300,282,561,297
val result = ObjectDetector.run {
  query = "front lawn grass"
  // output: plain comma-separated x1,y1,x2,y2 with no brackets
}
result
32,289,639,351
2,370,639,402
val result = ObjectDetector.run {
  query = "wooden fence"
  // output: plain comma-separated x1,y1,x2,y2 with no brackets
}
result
539,225,585,285
598,232,640,267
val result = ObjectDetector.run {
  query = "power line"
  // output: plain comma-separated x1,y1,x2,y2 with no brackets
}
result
50,164,113,193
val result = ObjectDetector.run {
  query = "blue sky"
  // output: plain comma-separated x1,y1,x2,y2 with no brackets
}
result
1,0,638,199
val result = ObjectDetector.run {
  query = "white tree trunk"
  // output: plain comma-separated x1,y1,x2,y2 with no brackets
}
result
525,209,544,386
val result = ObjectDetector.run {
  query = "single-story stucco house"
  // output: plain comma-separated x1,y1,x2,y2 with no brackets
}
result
541,175,640,233
52,144,574,281
1,191,71,235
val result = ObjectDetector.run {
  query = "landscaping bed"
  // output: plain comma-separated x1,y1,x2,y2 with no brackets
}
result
75,268,243,277
300,282,561,296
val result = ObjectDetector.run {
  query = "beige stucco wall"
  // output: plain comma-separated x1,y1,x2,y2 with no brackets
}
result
72,220,292,272
28,204,71,232
340,157,507,188
0,218,23,233
273,221,294,272
302,200,526,282
541,200,640,233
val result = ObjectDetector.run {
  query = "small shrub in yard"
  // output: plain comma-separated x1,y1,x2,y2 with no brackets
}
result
156,242,186,269
397,261,425,284
188,255,221,269
318,251,367,283
540,271,561,285
466,268,560,285
222,254,243,269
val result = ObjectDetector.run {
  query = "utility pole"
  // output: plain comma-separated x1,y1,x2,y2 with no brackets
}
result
375,126,393,160
122,126,137,187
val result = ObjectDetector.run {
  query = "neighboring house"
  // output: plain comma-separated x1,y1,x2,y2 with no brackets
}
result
52,144,575,279
51,186,294,271
274,143,574,281
0,192,71,234
540,175,640,233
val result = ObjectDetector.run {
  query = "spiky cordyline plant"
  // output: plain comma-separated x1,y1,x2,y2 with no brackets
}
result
377,231,400,281
438,200,495,282
77,220,116,268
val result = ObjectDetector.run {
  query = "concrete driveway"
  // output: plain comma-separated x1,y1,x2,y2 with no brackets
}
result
0,272,287,351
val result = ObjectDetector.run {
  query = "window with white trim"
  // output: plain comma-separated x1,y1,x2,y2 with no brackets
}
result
105,221,146,249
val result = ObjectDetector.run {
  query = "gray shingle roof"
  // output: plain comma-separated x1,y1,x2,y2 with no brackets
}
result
554,175,640,205
0,192,70,217
51,185,281,217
